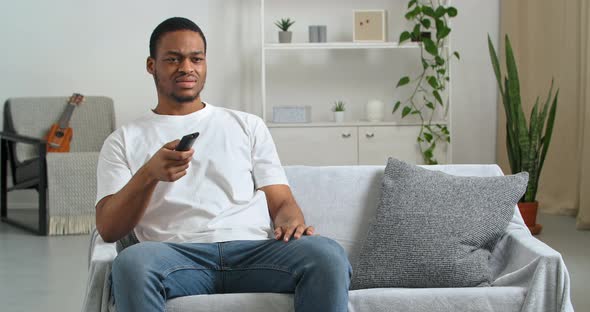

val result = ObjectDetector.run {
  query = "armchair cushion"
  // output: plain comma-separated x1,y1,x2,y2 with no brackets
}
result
351,158,528,289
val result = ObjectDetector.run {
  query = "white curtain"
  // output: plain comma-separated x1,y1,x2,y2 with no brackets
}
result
498,0,589,229
578,0,590,229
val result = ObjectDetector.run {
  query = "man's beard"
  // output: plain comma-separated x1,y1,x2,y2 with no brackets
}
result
171,93,199,103
154,72,202,103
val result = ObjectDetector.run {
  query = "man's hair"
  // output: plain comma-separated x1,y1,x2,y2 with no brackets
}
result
149,17,207,58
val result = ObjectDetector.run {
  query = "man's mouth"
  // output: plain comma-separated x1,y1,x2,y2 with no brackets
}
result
175,76,197,88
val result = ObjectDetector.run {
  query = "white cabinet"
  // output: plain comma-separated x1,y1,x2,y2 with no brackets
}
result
357,126,447,165
358,126,419,165
270,124,447,166
270,126,358,165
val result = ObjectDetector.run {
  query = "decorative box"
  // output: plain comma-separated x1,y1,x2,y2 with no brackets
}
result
272,106,312,123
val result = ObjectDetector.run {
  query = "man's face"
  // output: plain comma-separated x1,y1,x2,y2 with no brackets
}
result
147,30,207,103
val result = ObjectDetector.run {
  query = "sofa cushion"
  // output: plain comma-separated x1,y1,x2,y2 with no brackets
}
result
163,287,526,312
350,158,528,289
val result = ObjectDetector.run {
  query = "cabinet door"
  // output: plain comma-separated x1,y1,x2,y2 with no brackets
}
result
270,127,358,165
358,126,448,165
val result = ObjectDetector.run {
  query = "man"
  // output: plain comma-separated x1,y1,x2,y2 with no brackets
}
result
95,17,351,312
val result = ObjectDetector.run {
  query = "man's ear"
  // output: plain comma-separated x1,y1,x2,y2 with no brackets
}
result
146,56,155,75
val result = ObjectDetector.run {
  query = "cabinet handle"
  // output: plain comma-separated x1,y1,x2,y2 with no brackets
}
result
366,133,375,138
342,133,352,138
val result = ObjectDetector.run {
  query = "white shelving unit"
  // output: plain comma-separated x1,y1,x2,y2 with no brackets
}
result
260,0,452,165
267,121,444,128
264,42,421,50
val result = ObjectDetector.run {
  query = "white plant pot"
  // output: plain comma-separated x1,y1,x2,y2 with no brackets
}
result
334,111,344,122
278,31,292,43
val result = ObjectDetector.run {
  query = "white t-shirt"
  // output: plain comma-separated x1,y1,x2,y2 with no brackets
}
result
95,103,289,243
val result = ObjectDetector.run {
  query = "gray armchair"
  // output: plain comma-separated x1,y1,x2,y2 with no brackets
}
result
1,96,115,235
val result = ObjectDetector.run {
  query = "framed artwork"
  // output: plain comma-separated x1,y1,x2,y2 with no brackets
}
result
353,10,387,42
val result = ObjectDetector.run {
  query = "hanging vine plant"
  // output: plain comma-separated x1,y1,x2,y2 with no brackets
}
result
393,0,459,164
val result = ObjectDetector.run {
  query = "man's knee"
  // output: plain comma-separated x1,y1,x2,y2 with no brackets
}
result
112,242,167,285
300,236,352,277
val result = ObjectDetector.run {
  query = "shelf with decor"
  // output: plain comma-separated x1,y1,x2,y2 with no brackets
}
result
260,0,454,165
267,121,448,128
264,42,421,50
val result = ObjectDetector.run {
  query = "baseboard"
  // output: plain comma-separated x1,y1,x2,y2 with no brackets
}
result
541,207,579,217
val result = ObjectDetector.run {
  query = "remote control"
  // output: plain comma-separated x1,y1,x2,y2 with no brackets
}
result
175,131,200,151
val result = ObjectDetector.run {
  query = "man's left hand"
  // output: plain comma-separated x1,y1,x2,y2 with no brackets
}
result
258,184,315,242
274,219,315,242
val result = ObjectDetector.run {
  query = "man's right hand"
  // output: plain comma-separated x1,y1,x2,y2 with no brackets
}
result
96,139,194,242
143,139,194,182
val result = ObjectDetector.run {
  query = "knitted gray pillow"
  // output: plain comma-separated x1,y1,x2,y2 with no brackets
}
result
350,158,528,289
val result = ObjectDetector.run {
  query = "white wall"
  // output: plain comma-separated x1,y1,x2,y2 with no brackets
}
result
451,0,499,164
0,0,498,206
0,0,211,128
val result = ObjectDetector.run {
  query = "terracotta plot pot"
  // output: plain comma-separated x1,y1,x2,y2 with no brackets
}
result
518,201,543,235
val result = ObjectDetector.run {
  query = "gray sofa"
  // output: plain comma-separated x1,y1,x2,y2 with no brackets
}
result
82,164,573,312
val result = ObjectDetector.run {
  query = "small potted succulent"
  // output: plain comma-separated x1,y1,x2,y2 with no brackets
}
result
275,18,295,43
333,100,345,122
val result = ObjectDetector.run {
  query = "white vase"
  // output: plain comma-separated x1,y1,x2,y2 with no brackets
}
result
366,99,384,122
334,111,344,122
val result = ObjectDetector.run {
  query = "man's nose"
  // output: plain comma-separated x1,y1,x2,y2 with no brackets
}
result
179,58,194,73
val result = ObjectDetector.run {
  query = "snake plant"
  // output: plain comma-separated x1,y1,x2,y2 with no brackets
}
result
488,34,558,203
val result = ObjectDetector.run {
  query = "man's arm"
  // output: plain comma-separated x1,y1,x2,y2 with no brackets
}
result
259,184,314,242
96,140,193,243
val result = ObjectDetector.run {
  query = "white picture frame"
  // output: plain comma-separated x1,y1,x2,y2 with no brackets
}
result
353,10,387,42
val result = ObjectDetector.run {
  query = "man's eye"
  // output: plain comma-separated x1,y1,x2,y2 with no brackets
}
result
192,57,203,63
166,57,179,63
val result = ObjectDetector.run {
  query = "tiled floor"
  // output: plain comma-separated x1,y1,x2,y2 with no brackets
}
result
0,218,89,312
536,214,590,312
0,213,588,312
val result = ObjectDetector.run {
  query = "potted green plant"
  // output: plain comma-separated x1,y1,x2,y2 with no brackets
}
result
333,100,345,122
488,34,558,235
394,0,459,165
275,18,295,43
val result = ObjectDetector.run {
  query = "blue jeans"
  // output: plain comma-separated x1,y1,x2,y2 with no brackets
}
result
111,235,352,312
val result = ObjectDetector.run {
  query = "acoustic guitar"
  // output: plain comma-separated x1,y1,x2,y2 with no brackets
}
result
45,93,84,153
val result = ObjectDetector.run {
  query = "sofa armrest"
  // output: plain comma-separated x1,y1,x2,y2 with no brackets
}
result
491,215,574,312
82,229,117,312
491,227,559,278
